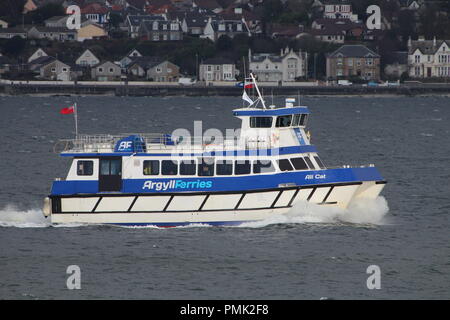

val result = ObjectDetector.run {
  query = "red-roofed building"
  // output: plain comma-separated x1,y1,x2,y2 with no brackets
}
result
81,3,110,25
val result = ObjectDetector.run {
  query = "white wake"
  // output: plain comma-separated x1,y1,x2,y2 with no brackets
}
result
0,205,51,228
238,196,390,228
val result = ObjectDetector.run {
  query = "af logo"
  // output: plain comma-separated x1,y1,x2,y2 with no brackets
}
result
118,141,133,151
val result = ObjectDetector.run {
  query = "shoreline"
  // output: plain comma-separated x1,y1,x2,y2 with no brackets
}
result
2,83,450,97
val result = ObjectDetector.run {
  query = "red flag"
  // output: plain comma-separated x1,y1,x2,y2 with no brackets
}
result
244,82,254,89
60,106,74,115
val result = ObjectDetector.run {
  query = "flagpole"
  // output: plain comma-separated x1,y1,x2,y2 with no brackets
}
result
74,102,78,138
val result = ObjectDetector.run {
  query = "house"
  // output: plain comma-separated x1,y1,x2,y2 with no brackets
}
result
27,26,77,41
39,59,72,81
125,15,166,38
408,37,450,78
0,28,28,39
127,56,162,77
139,20,183,41
249,47,308,82
146,60,180,82
321,0,358,22
77,22,107,41
23,0,38,14
267,24,304,39
91,61,122,81
44,16,70,28
28,48,48,63
181,11,212,36
119,49,143,68
219,6,261,34
399,0,423,11
199,58,236,82
0,19,9,29
81,2,109,25
0,55,14,76
326,45,381,81
192,0,223,14
310,18,364,43
76,49,100,67
384,51,408,79
202,18,250,42
28,56,56,73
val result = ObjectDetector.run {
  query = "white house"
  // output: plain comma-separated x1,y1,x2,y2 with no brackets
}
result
322,0,358,22
199,58,237,82
28,48,48,63
76,49,100,67
249,47,308,82
408,37,450,78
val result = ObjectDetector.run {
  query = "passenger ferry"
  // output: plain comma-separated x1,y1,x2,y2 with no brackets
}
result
43,75,386,227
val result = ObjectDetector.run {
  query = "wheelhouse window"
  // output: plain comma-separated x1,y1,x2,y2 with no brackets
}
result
292,114,301,126
234,160,251,175
303,156,315,169
143,160,159,175
216,160,233,175
198,158,214,176
277,159,294,171
299,114,308,126
180,160,196,175
250,117,273,128
77,160,93,176
276,115,292,127
290,157,308,170
314,156,326,169
253,160,275,174
161,160,178,175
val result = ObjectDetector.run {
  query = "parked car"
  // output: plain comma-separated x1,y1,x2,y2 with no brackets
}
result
338,80,352,86
178,78,196,86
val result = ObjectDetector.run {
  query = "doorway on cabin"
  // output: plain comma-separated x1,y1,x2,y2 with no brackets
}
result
99,157,122,192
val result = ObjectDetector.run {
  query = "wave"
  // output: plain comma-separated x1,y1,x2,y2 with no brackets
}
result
238,196,390,228
0,205,50,228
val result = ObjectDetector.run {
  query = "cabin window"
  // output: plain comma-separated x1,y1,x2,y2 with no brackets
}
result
276,115,292,127
253,160,275,174
180,160,196,175
292,114,301,126
161,160,178,175
235,160,251,175
250,117,273,128
77,160,93,176
290,157,308,170
277,159,294,171
216,160,233,175
299,114,308,126
314,156,326,169
198,158,214,176
100,159,122,175
143,160,159,175
304,156,315,169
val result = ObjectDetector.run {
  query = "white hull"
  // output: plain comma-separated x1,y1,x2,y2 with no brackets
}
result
47,181,385,226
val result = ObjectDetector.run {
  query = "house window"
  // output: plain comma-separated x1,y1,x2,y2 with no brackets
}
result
51,68,56,72
207,66,212,72
98,67,103,73
366,58,373,66
153,34,159,41
237,24,242,31
156,67,162,73
215,65,220,71
109,68,114,73
62,68,68,72
415,55,420,63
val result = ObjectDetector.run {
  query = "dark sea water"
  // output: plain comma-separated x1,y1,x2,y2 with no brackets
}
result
0,94,449,300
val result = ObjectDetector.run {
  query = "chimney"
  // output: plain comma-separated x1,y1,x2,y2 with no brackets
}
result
418,35,425,41
433,36,437,47
408,36,411,47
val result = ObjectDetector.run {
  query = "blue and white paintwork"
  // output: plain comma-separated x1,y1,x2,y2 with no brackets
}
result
43,80,386,227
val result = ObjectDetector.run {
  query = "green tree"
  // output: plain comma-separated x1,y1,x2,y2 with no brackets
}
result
25,3,65,25
3,36,26,55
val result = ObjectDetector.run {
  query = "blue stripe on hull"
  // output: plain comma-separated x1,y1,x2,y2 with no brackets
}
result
51,167,384,195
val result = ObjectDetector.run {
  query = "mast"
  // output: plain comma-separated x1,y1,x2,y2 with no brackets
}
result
250,73,266,109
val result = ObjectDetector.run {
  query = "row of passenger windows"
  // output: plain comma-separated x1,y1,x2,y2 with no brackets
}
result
142,156,325,176
249,114,308,128
75,155,325,177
